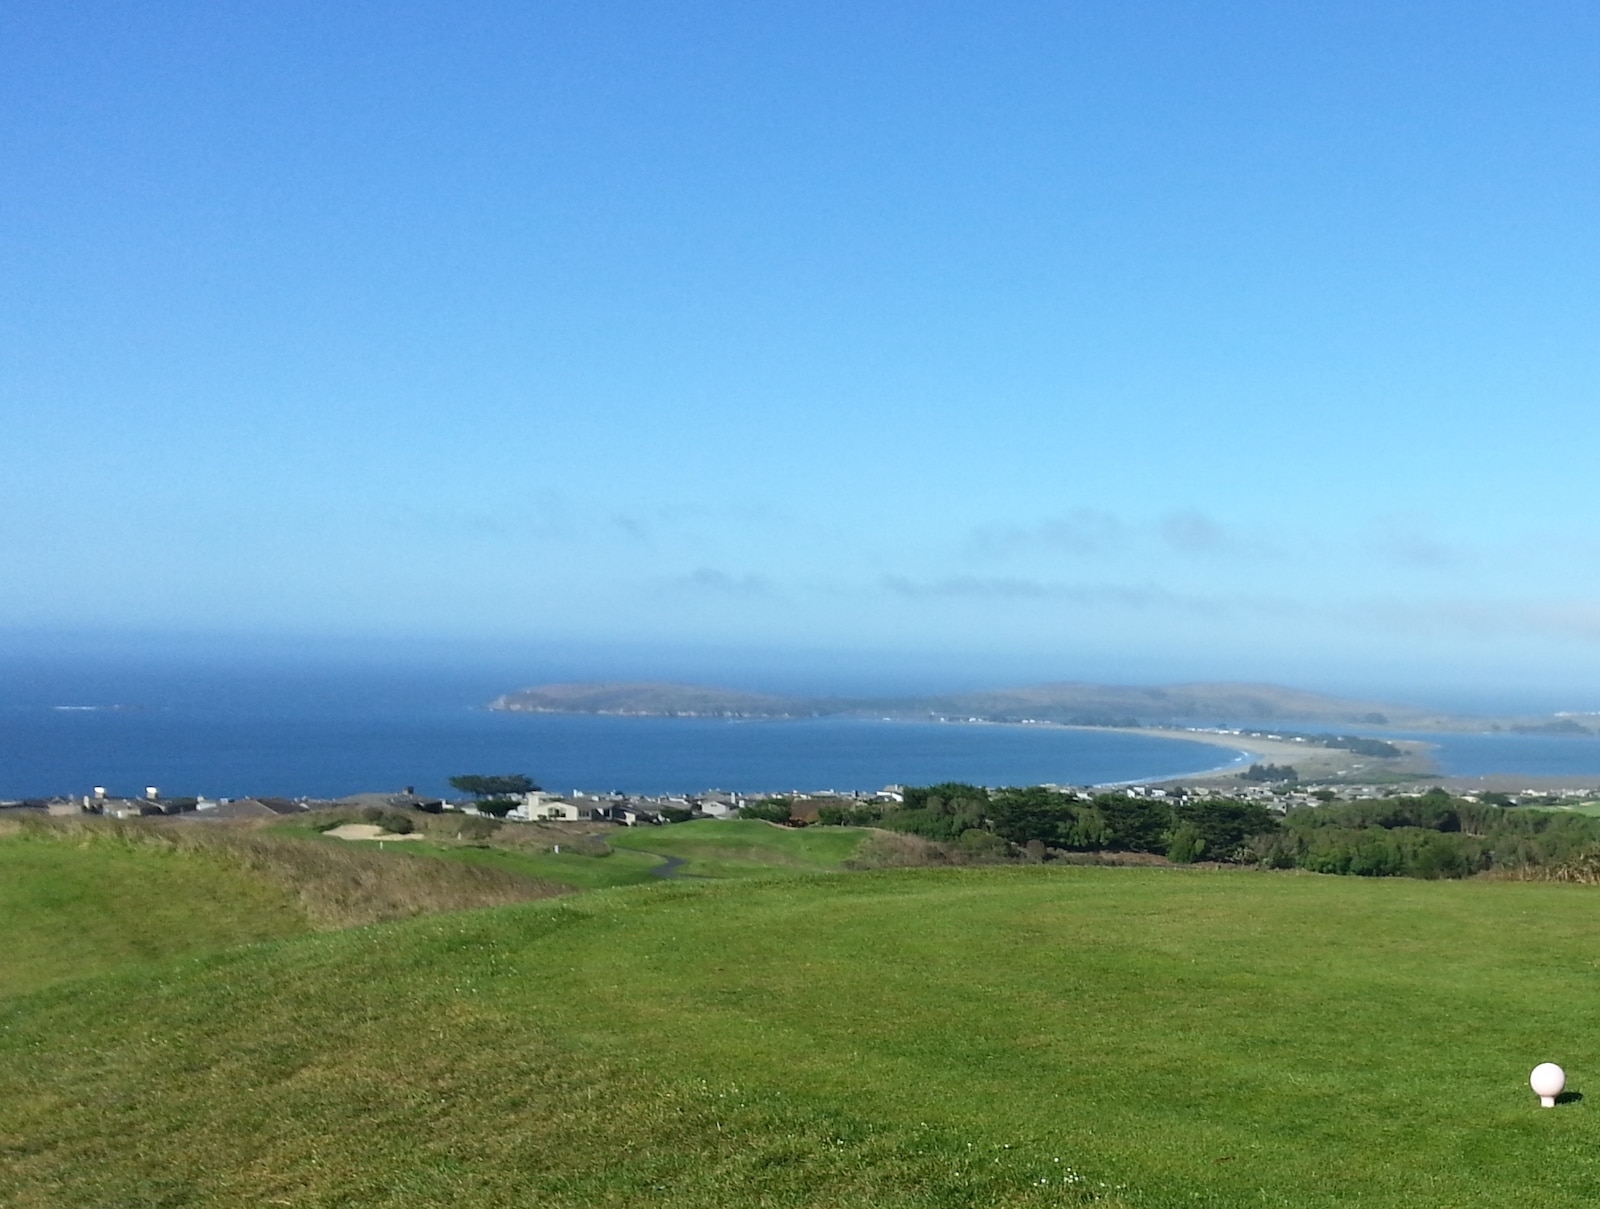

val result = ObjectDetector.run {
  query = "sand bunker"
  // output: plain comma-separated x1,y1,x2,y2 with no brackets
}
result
323,823,427,841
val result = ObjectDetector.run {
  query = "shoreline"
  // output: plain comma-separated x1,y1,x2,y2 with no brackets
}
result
1068,724,1436,785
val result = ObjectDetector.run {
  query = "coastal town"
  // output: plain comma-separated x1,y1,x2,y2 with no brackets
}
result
9,771,1599,827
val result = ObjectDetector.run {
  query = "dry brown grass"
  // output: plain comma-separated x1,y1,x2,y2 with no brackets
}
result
845,829,954,868
845,829,1179,871
11,815,568,930
1488,852,1600,885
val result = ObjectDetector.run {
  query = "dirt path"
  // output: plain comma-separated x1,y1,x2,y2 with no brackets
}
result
639,852,691,879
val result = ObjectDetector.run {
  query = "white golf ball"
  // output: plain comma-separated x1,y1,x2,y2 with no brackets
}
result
1531,1062,1566,1106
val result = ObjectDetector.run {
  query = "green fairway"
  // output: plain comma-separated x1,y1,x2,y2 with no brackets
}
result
275,814,862,887
396,835,670,889
608,817,874,876
6,862,1600,1206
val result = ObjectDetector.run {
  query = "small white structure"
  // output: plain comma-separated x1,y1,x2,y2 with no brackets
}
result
145,786,160,801
511,791,601,822
1531,1062,1566,1107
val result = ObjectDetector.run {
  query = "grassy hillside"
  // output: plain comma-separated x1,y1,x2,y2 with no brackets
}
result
0,818,566,996
0,821,309,997
5,863,1600,1207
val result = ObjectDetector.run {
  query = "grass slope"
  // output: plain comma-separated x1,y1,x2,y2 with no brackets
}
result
277,826,671,892
0,826,308,997
6,865,1600,1206
0,819,567,998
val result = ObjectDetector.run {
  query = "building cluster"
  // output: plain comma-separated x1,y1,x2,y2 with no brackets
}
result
12,785,312,820
8,780,1597,824
4,782,912,826
472,786,903,826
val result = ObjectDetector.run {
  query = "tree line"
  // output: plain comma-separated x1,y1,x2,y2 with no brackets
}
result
821,783,1600,879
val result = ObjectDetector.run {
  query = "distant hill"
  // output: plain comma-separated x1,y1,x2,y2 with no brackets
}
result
899,681,1438,727
491,679,1454,728
492,681,811,716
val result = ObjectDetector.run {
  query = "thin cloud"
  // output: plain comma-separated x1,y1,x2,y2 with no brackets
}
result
674,567,775,597
389,503,511,540
1159,510,1229,553
1365,522,1460,571
1359,597,1600,643
966,509,1126,561
608,513,651,544
880,574,1238,615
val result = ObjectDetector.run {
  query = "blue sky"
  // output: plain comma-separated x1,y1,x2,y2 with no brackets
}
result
3,2,1598,703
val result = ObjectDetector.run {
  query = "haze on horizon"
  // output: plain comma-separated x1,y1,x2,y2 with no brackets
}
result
3,3,1599,709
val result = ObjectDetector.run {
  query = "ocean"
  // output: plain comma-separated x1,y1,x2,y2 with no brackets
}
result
0,660,1244,799
7,657,1600,800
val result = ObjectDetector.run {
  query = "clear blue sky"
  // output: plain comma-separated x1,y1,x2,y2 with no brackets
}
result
3,2,1598,704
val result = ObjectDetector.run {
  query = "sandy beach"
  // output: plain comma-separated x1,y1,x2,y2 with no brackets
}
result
1074,725,1436,784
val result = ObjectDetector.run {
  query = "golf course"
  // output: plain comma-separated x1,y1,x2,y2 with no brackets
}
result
3,816,1598,1207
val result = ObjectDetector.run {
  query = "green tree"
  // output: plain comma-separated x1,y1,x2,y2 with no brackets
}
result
449,774,538,800
740,798,793,823
1094,794,1174,852
885,783,991,842
1171,799,1278,863
1166,822,1207,863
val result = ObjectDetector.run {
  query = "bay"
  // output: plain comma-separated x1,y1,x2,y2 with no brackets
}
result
0,703,1242,800
1404,730,1600,780
14,657,1600,801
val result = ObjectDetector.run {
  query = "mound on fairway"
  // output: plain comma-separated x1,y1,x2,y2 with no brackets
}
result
0,819,565,996
608,817,874,877
4,865,1599,1207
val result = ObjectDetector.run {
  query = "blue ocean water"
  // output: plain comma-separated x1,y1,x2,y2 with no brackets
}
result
1402,731,1600,780
0,698,1243,801
8,656,1600,800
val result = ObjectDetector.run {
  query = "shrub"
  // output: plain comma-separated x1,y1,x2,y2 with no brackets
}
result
957,829,1010,860
817,805,884,827
1166,822,1206,864
886,784,990,842
740,799,792,824
453,816,500,841
1172,799,1279,862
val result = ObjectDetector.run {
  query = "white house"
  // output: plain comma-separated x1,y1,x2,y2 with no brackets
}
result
608,804,662,827
511,792,602,822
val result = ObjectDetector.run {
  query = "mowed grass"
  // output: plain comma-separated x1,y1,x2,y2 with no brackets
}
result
609,817,873,876
278,815,850,889
391,836,669,890
6,865,1600,1207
